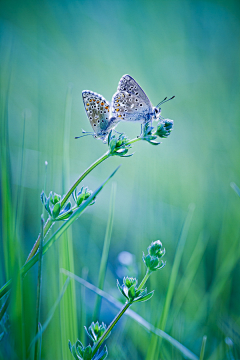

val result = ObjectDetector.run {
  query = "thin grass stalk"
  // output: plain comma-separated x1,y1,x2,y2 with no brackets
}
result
34,215,44,360
29,278,70,349
80,267,88,342
93,182,117,321
146,204,195,360
171,232,209,321
199,336,207,360
59,84,78,358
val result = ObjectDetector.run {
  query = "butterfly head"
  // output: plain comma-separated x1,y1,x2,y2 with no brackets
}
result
152,107,161,120
156,96,175,118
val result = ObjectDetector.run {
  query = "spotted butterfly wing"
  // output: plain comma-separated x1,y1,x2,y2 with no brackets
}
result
111,74,153,123
82,90,112,137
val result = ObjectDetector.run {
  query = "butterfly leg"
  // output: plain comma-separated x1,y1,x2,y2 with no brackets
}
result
113,129,124,135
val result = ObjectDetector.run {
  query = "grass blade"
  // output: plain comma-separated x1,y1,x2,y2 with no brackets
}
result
29,278,70,349
146,204,195,360
199,336,207,360
34,216,44,360
93,182,117,321
59,84,78,358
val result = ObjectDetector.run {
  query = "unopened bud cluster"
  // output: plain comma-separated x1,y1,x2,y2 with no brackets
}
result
69,322,108,360
108,131,133,157
142,240,166,273
41,186,95,221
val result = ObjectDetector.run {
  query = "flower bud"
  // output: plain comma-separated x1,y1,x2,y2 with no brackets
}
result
85,321,108,343
155,119,174,138
108,131,133,157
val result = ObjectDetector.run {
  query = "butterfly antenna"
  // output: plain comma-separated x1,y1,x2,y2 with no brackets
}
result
156,96,175,108
75,129,95,139
81,129,95,134
75,134,93,139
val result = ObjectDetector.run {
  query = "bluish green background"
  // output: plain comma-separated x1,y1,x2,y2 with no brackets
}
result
0,0,240,359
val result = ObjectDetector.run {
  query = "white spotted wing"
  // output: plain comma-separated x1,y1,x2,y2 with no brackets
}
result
111,74,152,123
82,91,111,136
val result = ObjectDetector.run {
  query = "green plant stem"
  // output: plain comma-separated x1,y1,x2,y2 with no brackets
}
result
34,216,44,360
26,139,139,263
0,137,141,312
0,167,119,302
26,217,53,262
92,267,151,356
138,270,151,290
92,301,132,356
128,137,141,145
60,151,110,208
26,151,110,263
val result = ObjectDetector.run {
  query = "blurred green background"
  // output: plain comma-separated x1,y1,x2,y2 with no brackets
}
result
0,0,240,359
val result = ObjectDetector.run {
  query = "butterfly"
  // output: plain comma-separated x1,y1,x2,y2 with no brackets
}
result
78,74,174,142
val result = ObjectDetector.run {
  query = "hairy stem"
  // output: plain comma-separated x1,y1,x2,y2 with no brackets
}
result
138,269,151,290
26,151,110,263
92,301,132,356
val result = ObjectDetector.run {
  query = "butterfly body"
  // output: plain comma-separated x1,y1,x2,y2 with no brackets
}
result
82,75,165,141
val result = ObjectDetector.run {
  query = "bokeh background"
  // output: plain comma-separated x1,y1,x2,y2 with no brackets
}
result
0,0,240,359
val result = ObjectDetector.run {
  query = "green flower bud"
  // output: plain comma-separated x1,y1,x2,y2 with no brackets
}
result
117,277,146,302
140,122,161,145
155,119,174,138
69,338,108,360
142,253,166,272
108,131,133,157
52,202,61,218
73,187,93,207
85,321,109,343
50,192,61,205
148,240,165,259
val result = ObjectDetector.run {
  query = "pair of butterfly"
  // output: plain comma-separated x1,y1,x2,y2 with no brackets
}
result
77,74,174,142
